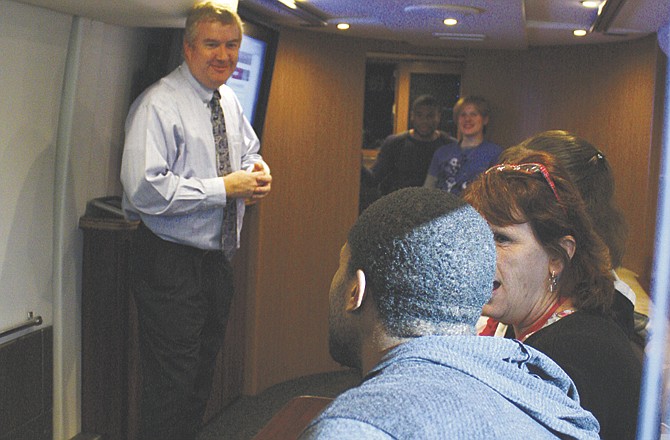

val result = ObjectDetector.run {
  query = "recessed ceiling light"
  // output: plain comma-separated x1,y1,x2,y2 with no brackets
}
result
581,1,600,8
573,29,588,36
443,18,458,26
337,23,350,30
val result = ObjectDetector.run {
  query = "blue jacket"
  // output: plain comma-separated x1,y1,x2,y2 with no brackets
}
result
300,335,600,439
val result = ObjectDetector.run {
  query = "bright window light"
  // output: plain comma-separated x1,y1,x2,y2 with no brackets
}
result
443,18,458,26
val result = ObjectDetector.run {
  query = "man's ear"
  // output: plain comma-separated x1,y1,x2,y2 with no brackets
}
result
183,41,192,62
346,270,367,312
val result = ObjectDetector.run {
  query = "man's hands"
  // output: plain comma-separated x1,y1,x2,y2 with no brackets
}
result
223,162,272,202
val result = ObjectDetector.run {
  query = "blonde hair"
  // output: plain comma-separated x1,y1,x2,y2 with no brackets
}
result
452,95,490,121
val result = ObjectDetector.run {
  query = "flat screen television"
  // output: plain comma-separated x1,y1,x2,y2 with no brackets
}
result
226,17,278,140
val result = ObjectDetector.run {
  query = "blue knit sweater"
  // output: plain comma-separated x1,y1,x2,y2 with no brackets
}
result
300,335,600,439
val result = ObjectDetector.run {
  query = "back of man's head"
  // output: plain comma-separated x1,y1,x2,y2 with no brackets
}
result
348,187,495,337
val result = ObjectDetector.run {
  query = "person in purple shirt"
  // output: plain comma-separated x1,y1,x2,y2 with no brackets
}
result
425,95,502,196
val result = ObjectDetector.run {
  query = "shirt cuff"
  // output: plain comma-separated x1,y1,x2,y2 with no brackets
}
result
201,176,228,205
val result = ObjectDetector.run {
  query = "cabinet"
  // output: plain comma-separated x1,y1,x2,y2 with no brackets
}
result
79,214,139,439
79,199,245,439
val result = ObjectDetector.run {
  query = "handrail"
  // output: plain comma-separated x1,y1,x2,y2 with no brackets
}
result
0,312,43,339
637,21,670,440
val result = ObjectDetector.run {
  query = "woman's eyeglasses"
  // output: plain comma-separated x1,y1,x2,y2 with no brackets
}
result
485,162,563,206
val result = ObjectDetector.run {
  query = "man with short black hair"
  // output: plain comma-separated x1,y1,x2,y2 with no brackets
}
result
369,95,454,195
300,188,600,439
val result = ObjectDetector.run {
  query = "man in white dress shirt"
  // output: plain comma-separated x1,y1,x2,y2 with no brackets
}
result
120,2,271,438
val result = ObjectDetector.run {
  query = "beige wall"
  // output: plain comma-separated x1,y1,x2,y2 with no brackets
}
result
1,1,152,436
241,33,665,394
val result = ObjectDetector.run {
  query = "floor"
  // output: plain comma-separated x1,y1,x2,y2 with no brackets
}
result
198,369,360,440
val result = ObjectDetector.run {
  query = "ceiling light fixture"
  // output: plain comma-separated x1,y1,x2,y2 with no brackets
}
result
443,18,458,26
581,1,601,8
275,0,328,27
590,0,627,33
433,32,486,42
573,29,588,36
336,23,350,30
277,0,297,10
404,5,484,15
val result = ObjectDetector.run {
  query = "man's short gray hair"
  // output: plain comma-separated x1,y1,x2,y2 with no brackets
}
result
184,1,244,46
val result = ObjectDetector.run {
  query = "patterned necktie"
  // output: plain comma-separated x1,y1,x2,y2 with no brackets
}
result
210,90,237,258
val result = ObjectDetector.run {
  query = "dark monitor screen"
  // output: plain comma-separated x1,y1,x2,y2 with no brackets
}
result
227,18,278,140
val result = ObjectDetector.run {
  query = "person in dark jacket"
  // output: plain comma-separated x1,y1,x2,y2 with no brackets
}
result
465,150,642,440
369,95,454,196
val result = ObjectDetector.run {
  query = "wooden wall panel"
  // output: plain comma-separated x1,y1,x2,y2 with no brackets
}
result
460,49,527,149
462,36,661,285
242,29,366,394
